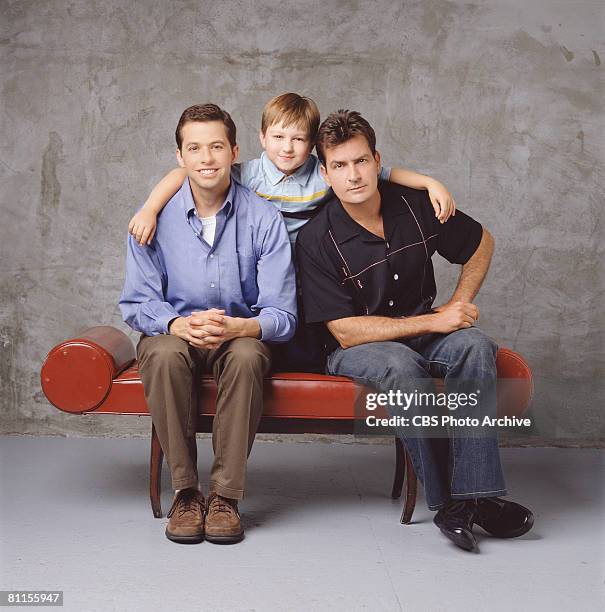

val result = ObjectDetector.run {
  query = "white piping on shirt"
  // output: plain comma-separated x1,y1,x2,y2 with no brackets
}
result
328,229,370,315
401,195,429,302
340,234,438,282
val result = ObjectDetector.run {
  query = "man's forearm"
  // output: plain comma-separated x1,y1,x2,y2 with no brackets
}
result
327,314,438,349
328,301,479,349
446,228,494,304
238,317,262,339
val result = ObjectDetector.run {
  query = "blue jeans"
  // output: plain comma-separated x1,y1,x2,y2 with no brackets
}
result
327,327,507,510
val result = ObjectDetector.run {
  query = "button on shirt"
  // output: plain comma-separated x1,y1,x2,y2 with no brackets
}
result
233,153,391,244
120,178,297,341
296,181,483,353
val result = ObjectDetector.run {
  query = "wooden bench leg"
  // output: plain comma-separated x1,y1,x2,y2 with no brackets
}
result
400,445,418,524
150,423,163,518
391,436,405,499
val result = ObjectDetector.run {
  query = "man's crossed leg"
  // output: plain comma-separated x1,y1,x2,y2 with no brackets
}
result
327,327,533,552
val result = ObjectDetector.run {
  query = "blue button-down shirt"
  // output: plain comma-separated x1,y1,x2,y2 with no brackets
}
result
119,178,297,341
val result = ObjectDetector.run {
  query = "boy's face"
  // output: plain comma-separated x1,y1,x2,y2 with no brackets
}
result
259,121,313,175
320,135,381,208
176,120,239,196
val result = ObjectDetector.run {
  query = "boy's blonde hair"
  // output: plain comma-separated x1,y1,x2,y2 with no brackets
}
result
261,93,320,142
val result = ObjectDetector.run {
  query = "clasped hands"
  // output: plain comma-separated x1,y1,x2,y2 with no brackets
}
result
169,309,241,349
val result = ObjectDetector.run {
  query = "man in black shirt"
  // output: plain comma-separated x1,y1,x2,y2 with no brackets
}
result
296,110,533,553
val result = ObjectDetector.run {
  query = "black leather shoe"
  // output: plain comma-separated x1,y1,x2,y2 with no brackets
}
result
433,501,478,552
474,497,534,538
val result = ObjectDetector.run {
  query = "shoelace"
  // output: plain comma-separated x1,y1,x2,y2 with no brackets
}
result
167,491,205,519
209,495,238,515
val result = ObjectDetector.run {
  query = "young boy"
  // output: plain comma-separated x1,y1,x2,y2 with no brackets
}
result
129,93,457,370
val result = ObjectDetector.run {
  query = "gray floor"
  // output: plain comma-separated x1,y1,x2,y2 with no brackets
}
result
0,437,603,612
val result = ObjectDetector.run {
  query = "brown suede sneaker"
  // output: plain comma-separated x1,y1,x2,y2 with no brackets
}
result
205,493,244,544
165,488,205,544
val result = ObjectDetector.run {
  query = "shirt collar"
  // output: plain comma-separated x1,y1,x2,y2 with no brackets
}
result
260,151,315,187
327,197,382,245
181,177,235,219
328,181,403,245
380,180,412,218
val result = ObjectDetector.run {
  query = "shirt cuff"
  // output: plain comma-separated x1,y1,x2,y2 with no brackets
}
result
255,312,278,342
255,311,296,342
157,311,181,335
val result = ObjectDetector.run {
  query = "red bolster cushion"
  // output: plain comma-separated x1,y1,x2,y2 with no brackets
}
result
496,348,534,417
41,326,135,414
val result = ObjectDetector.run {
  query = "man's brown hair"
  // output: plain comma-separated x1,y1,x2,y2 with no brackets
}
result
175,103,237,150
261,93,321,142
316,109,377,165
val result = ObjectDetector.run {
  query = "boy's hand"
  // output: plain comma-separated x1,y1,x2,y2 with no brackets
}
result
129,208,158,245
426,179,456,224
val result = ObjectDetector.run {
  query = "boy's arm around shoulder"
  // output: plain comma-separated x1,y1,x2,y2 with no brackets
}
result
129,168,186,245
388,166,456,223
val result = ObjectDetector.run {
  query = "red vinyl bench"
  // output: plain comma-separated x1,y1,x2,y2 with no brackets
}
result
40,326,533,523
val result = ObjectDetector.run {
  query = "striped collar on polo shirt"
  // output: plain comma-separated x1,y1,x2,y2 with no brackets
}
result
260,151,317,187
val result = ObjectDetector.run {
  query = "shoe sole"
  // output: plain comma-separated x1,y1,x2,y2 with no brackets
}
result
165,529,205,544
205,531,244,544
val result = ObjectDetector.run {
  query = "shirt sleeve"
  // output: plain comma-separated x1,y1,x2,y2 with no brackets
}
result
119,236,180,335
436,208,484,264
379,166,391,181
252,213,298,342
296,239,357,324
234,159,261,189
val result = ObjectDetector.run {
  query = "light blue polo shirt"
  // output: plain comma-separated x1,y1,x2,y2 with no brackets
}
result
232,152,391,244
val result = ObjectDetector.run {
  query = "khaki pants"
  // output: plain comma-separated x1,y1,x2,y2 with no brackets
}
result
137,334,271,500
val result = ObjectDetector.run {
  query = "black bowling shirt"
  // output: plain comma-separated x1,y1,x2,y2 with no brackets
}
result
296,180,483,353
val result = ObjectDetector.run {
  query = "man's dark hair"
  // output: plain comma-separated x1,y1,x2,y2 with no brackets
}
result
175,103,237,150
316,109,377,165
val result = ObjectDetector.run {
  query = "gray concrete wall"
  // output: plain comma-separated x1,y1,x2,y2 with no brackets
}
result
1,0,603,443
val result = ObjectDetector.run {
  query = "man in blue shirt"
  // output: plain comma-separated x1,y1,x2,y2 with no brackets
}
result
120,104,296,545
